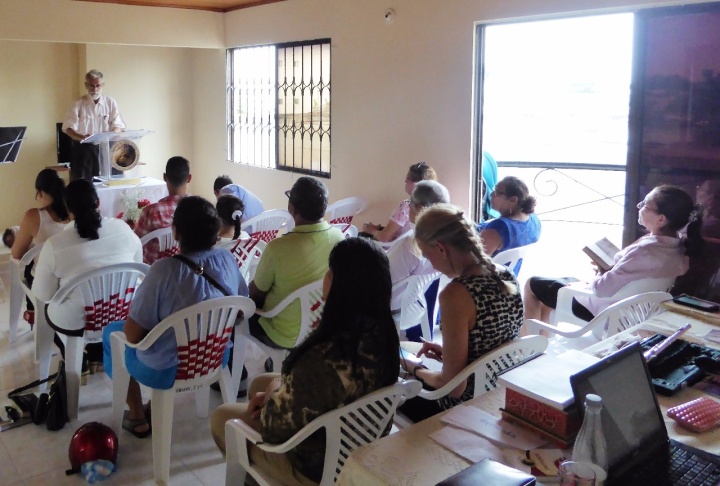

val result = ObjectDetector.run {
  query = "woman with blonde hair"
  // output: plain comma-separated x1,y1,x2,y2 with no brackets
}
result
399,204,523,422
362,161,437,242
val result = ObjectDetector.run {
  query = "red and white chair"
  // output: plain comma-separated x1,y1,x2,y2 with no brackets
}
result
326,197,367,234
40,262,150,420
110,295,255,486
226,379,421,486
217,237,267,284
241,209,294,243
332,223,358,238
235,280,324,376
139,226,179,261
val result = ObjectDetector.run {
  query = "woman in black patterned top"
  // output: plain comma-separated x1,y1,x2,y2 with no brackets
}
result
211,237,400,484
399,203,523,422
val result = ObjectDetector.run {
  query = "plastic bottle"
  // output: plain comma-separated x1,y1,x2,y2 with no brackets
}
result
573,394,608,484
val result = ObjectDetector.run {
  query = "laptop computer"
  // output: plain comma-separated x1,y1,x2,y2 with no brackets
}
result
570,343,720,486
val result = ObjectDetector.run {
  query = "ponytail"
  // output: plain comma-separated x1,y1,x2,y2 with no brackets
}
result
66,180,102,240
684,204,704,258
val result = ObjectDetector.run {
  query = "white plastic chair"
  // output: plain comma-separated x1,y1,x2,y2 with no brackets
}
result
241,209,294,243
332,223,358,238
377,229,413,252
326,197,367,233
7,244,44,345
217,237,267,284
225,379,422,486
40,262,150,419
236,280,325,375
492,243,536,279
395,335,548,427
552,276,675,328
139,226,179,261
392,272,441,341
525,291,671,346
110,295,256,486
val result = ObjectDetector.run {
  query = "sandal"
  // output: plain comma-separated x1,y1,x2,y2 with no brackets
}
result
122,410,152,439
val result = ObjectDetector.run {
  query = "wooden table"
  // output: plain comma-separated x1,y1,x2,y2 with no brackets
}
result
336,310,720,485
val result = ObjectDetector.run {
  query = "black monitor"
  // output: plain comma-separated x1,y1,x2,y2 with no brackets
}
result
56,122,73,165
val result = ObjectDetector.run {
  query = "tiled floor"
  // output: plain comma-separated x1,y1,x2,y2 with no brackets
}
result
0,294,267,486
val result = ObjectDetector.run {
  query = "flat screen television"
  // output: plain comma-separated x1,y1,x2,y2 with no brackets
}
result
56,122,73,165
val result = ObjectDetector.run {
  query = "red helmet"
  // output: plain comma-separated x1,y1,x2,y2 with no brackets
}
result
68,422,118,473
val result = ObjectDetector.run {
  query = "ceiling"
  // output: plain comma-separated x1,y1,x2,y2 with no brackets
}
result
73,0,286,13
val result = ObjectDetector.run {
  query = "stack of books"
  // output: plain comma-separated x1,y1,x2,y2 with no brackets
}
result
498,350,599,448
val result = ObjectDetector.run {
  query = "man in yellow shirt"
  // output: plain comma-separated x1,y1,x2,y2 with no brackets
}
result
249,177,345,349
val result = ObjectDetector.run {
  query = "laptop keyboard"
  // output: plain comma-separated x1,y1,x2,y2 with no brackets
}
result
668,445,720,486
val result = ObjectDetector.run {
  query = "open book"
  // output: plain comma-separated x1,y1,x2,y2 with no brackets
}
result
583,237,620,272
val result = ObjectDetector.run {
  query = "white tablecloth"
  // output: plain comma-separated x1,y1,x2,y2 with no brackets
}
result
96,177,167,218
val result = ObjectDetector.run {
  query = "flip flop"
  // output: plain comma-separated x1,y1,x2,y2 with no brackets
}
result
122,410,151,439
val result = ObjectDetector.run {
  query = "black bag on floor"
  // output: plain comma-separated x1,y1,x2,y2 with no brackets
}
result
8,360,68,431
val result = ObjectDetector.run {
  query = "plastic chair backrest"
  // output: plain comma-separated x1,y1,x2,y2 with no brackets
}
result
598,291,671,339
326,197,368,228
256,280,325,347
133,296,255,385
417,335,547,401
392,272,441,333
241,209,294,243
217,238,267,283
139,226,179,260
611,277,675,300
492,243,536,278
332,223,358,238
377,229,413,252
47,262,150,339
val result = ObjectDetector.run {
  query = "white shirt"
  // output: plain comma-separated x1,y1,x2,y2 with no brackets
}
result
387,229,435,310
62,94,126,136
33,217,142,331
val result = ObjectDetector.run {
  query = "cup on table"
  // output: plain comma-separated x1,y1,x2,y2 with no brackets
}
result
559,461,596,486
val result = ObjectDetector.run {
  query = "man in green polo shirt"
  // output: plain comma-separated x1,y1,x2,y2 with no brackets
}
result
249,177,345,349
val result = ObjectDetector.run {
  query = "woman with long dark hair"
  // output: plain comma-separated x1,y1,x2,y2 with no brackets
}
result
211,237,400,484
11,169,69,325
216,194,245,242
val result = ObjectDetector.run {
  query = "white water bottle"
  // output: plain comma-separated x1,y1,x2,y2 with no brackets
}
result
573,394,608,485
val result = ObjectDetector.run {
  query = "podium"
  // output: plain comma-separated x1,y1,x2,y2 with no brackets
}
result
81,129,153,180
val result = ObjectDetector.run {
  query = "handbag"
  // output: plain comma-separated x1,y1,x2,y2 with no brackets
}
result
7,360,68,430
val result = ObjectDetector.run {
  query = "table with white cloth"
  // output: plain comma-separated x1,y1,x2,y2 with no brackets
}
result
336,310,720,486
95,176,167,218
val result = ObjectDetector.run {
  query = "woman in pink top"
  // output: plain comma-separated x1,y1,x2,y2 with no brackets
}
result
362,162,437,242
524,185,703,323
11,169,69,326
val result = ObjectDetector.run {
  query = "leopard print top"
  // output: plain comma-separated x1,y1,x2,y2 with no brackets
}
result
437,267,523,410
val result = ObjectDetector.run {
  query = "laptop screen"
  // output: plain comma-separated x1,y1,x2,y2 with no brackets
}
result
570,344,668,477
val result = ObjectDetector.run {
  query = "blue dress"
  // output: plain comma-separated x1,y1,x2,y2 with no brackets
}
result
477,214,541,275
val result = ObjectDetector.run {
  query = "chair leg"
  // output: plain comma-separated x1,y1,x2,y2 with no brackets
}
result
420,309,431,343
34,309,54,392
8,263,22,345
230,331,250,400
219,366,233,404
110,333,130,437
65,336,84,421
225,422,248,486
195,383,210,418
152,388,175,486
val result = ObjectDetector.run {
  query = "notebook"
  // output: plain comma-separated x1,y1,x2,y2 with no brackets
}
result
570,343,720,486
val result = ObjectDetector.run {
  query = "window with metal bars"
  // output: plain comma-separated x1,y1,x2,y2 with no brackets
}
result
226,38,331,177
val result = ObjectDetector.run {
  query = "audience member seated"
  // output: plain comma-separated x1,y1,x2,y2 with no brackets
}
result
135,156,191,265
211,237,400,484
248,177,344,350
397,204,523,423
524,185,703,324
216,194,248,243
481,151,499,220
33,179,142,357
388,180,450,310
362,162,437,242
476,176,541,257
11,169,70,327
213,175,264,222
102,196,248,438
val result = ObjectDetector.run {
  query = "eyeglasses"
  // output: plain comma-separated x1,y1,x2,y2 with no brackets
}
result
284,190,292,199
637,200,660,213
490,189,507,197
85,83,104,89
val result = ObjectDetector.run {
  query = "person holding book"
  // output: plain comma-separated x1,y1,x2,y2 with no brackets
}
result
476,176,541,258
523,185,703,324
398,204,523,422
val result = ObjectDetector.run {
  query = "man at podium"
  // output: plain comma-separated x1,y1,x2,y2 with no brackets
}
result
62,69,125,181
